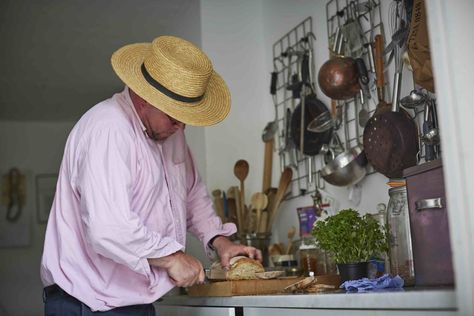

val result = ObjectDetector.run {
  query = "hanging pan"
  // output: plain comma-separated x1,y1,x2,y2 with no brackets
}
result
291,35,333,157
290,94,333,157
320,111,367,187
363,49,418,179
318,27,360,100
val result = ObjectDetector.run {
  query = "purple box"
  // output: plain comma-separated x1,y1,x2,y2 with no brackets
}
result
403,159,454,286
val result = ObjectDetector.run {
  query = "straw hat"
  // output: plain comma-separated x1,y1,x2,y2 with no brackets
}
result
111,36,230,126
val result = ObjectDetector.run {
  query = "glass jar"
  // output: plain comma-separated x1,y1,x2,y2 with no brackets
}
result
324,251,337,275
298,237,328,276
299,243,319,276
240,232,271,267
368,205,390,278
386,186,415,286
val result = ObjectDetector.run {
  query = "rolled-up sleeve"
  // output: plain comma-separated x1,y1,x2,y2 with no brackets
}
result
76,124,183,277
184,146,237,257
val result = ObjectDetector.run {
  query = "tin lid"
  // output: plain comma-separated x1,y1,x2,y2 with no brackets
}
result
299,243,317,250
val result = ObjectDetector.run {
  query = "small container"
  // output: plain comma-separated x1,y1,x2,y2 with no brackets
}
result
274,256,300,277
299,243,319,276
240,232,271,267
298,237,330,276
280,259,298,268
285,266,302,277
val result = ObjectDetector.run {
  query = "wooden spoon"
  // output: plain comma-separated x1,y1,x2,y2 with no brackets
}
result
257,211,268,233
267,167,293,231
212,189,225,222
250,192,268,234
286,226,296,254
234,159,249,229
260,188,278,233
226,187,238,227
262,138,274,193
232,186,243,234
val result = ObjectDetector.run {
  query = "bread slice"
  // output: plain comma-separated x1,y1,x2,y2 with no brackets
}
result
209,256,264,281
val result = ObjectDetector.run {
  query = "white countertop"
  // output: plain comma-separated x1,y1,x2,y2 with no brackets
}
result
157,287,456,311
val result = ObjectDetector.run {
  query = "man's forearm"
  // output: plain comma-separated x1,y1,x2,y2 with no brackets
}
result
148,251,182,268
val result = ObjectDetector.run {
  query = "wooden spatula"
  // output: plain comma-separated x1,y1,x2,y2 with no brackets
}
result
250,192,268,234
267,167,293,231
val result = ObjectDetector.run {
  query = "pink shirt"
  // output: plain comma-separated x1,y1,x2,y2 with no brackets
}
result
40,87,236,311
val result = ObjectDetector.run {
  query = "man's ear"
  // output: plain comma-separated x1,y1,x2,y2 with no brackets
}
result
129,89,146,112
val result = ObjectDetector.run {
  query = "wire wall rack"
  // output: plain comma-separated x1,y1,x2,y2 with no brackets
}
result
271,17,326,199
271,2,439,201
271,5,385,200
325,0,384,173
326,0,439,164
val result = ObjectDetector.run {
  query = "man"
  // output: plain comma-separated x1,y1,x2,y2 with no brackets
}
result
40,35,261,315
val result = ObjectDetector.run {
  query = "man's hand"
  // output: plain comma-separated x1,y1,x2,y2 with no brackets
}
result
148,251,205,287
211,236,263,269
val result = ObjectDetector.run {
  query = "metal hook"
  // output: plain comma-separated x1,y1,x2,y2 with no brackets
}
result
273,56,286,70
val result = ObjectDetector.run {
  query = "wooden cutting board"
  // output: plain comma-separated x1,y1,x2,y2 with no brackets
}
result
187,277,305,297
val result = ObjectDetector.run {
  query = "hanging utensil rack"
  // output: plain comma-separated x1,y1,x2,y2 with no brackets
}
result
271,17,326,199
271,6,385,200
326,0,437,165
271,3,437,200
326,0,384,166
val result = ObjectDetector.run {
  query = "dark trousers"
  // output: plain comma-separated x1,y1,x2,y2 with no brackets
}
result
43,285,156,316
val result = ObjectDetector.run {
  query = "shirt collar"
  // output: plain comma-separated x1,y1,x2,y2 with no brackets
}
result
124,86,147,135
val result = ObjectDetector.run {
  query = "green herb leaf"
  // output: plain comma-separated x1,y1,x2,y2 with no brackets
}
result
311,209,389,264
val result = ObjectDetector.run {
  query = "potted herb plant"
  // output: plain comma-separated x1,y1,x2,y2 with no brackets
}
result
311,208,389,281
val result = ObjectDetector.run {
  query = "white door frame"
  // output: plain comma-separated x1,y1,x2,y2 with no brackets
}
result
426,1,474,315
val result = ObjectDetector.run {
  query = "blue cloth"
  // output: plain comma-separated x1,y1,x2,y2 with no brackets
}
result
340,274,405,292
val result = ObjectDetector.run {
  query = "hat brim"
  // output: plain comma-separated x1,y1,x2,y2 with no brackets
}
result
111,43,231,126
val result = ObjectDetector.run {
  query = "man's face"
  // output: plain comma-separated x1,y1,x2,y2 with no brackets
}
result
130,90,185,141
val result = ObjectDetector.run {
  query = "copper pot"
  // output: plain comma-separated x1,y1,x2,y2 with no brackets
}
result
318,56,360,100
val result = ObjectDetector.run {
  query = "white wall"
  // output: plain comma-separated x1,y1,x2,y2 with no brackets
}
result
0,121,74,316
201,0,268,197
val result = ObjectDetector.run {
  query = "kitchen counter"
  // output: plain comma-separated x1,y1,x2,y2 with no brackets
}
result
156,287,456,311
